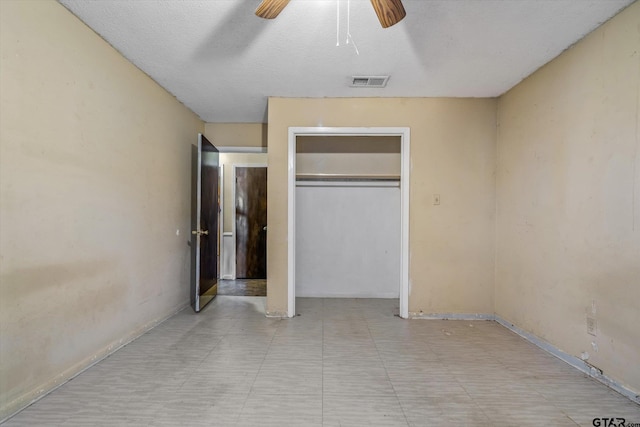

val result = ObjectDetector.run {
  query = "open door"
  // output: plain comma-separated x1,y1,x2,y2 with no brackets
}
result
190,134,219,312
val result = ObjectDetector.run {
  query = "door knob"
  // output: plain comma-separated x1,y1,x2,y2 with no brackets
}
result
263,226,267,231
191,229,209,236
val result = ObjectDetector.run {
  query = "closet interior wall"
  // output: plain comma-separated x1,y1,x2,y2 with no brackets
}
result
295,136,402,298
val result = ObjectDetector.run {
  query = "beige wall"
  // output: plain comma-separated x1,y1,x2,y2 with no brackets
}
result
267,98,497,316
204,123,266,148
496,1,640,394
219,153,268,232
0,0,203,419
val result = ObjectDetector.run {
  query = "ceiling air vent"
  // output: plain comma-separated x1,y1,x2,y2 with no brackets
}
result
350,75,390,88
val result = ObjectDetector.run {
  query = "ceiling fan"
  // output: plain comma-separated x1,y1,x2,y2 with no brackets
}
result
255,0,406,28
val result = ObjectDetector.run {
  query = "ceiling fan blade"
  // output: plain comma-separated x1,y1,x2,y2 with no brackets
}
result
255,0,291,19
370,0,406,28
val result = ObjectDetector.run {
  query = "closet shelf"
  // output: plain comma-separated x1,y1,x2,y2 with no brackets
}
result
296,173,400,181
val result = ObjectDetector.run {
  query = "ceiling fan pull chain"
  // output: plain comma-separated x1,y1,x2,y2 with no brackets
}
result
346,0,350,45
336,0,340,46
348,35,360,56
346,0,360,55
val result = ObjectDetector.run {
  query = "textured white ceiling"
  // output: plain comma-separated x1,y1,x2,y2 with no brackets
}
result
59,0,633,123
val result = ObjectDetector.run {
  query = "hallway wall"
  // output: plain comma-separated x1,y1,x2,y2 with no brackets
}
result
0,1,203,419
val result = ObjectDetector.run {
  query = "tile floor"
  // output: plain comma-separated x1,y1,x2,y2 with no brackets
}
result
3,297,639,426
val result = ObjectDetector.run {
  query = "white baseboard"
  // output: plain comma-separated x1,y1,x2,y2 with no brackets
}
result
4,304,637,422
221,233,234,280
409,312,495,320
0,301,190,423
405,312,639,404
494,315,640,405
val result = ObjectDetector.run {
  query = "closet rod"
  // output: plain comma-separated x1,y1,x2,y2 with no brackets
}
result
296,180,400,188
296,173,400,181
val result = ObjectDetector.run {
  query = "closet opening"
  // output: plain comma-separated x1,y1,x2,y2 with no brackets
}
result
287,127,410,318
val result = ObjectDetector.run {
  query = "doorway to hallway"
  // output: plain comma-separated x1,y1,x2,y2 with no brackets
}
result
217,151,268,297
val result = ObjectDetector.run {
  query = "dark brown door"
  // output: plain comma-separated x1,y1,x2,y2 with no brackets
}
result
190,134,219,312
235,167,267,279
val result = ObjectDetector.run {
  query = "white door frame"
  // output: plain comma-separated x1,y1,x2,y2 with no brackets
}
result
218,164,224,279
287,127,410,318
231,163,268,280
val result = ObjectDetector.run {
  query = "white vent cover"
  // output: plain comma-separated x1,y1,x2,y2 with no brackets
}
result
350,76,390,88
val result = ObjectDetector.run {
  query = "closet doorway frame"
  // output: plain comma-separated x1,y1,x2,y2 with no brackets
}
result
287,127,410,318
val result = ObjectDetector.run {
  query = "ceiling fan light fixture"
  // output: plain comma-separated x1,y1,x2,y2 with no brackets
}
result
370,0,406,28
255,0,406,28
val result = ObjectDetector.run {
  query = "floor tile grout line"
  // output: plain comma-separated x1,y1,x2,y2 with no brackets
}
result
234,314,280,425
443,323,586,425
364,306,411,427
450,330,500,425
175,329,230,390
